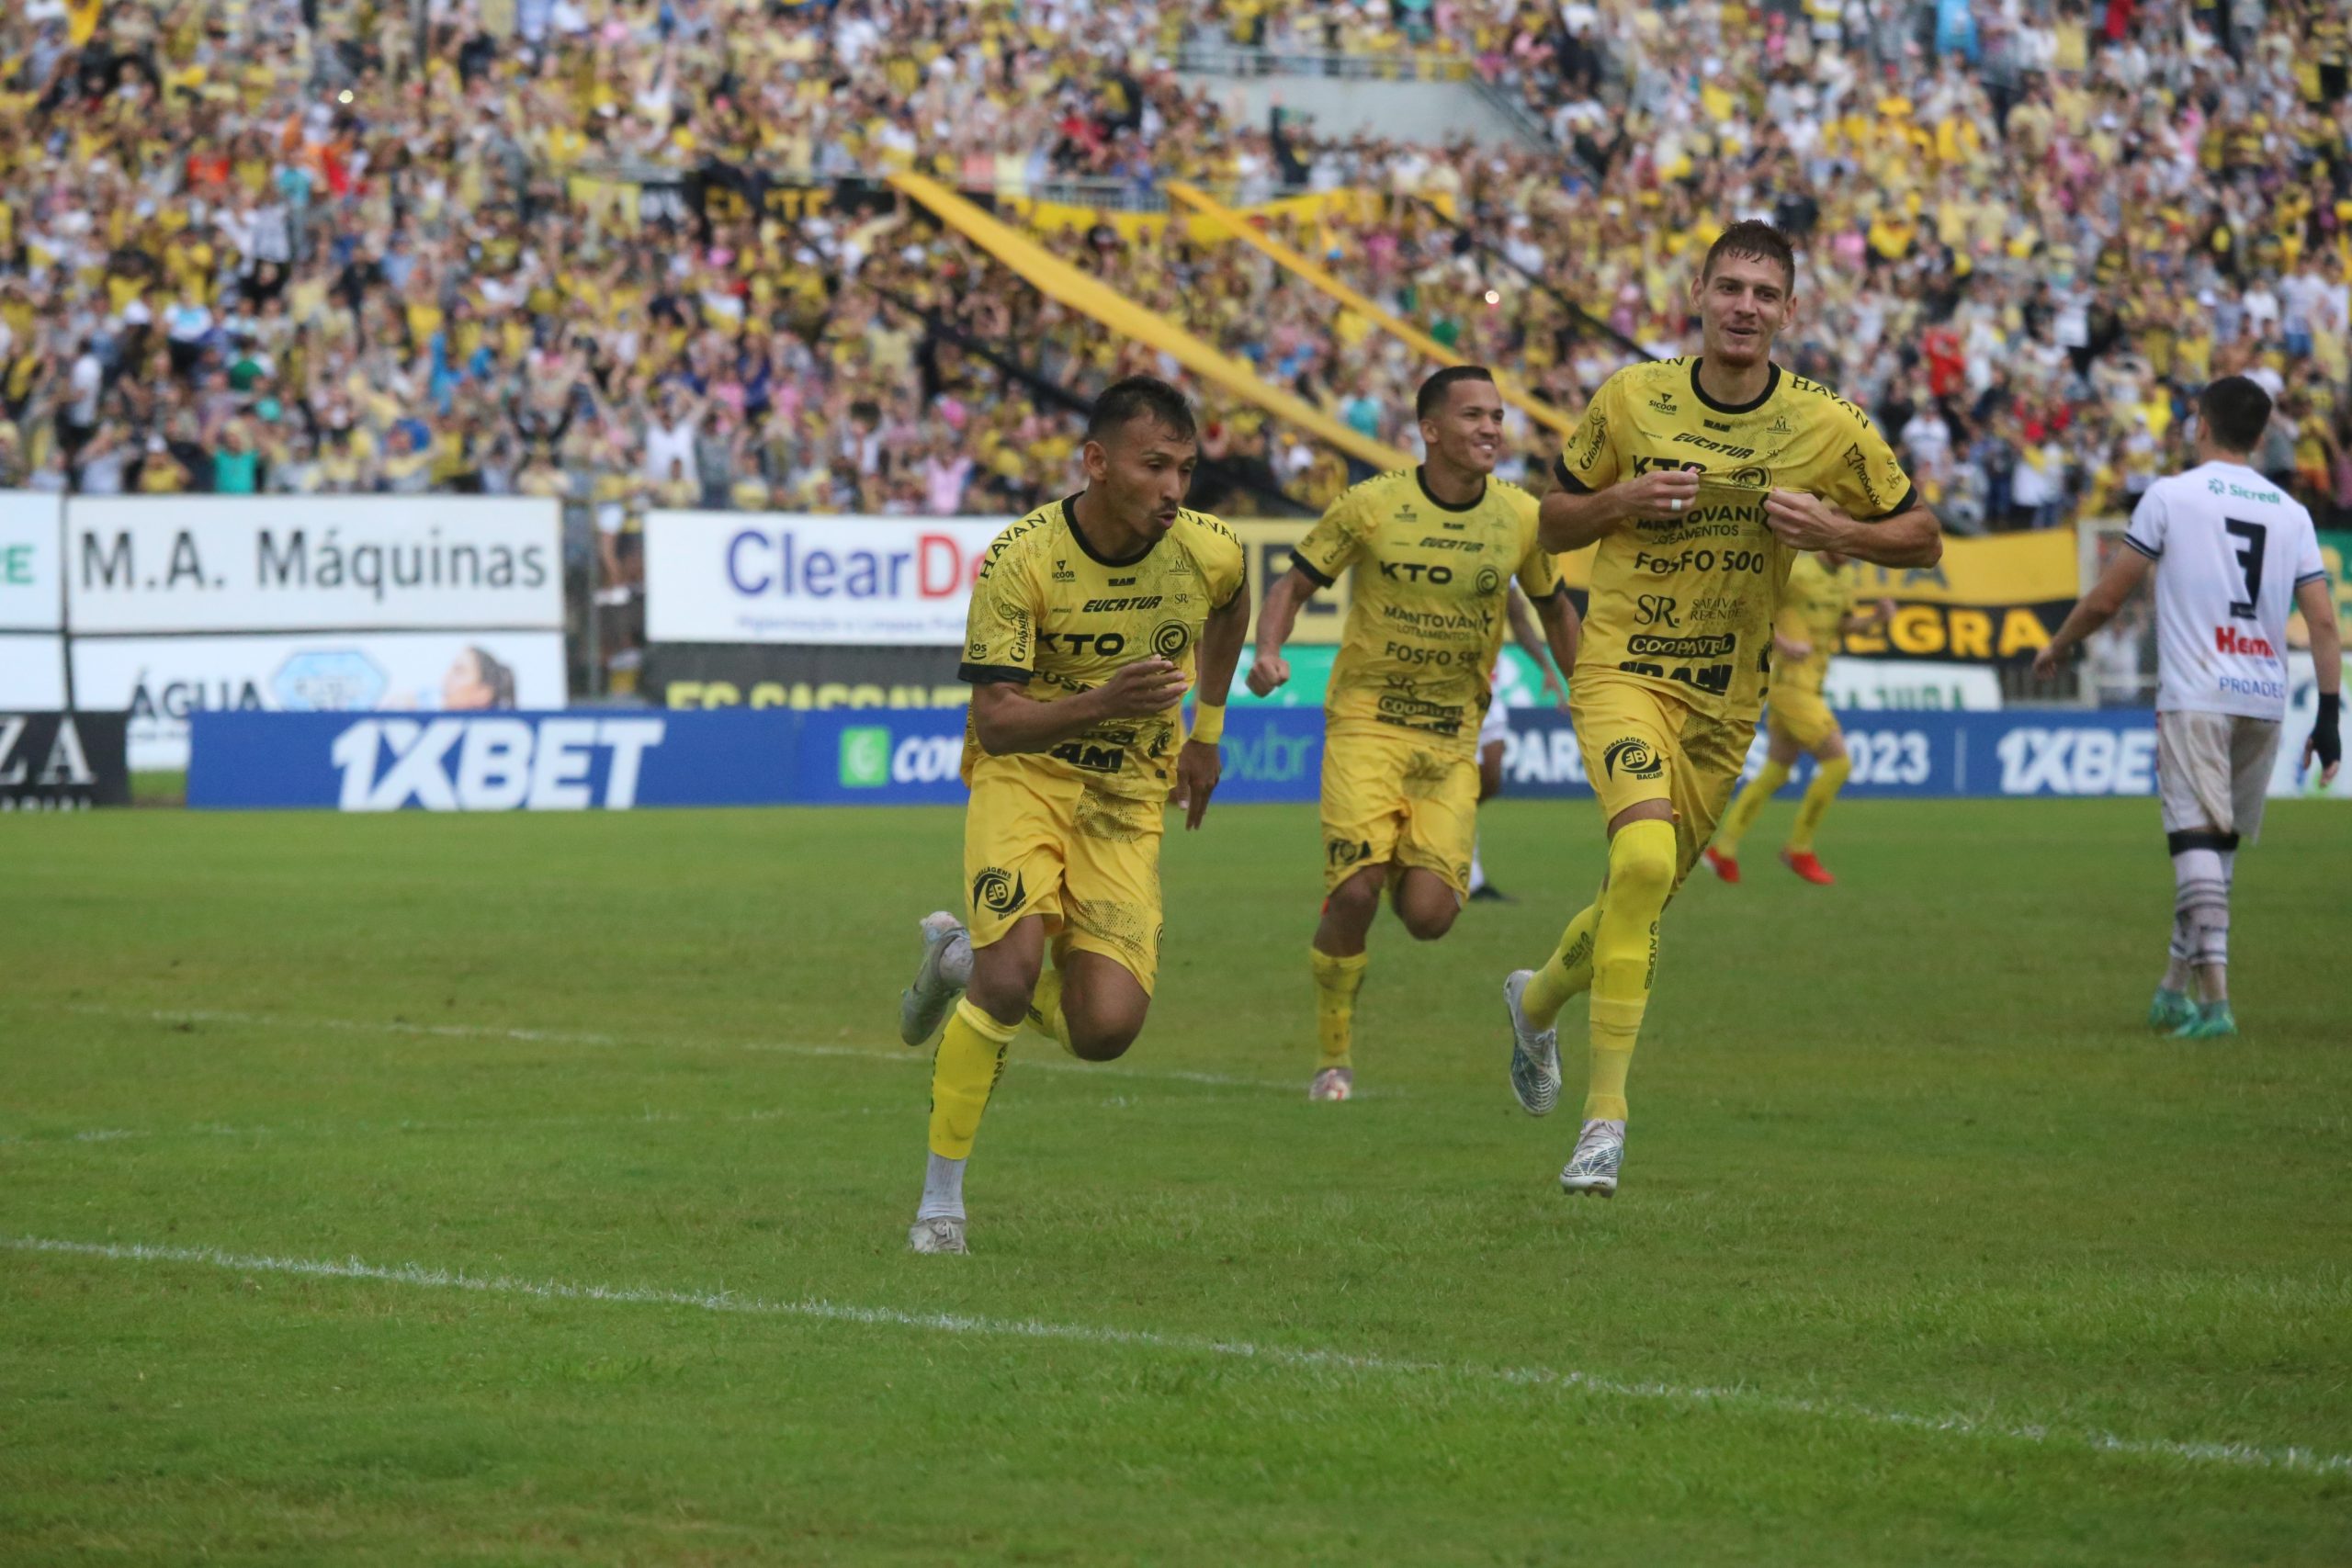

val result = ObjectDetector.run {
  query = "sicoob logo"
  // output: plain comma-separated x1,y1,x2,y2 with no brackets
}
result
1602,738,1664,780
971,865,1027,915
1151,620,1192,658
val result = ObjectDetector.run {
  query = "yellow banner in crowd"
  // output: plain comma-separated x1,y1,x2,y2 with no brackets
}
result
1235,520,2077,662
1004,186,1448,246
890,172,1414,474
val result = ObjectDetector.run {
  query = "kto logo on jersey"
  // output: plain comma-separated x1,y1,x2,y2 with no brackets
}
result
331,716,667,810
2214,626,2278,659
1378,561,1453,584
1601,737,1664,780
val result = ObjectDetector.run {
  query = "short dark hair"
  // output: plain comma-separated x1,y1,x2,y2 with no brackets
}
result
1702,220,1797,290
1417,365,1498,421
1087,376,1196,445
2198,375,2273,455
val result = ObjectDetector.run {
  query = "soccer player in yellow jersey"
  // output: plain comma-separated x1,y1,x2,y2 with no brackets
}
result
895,378,1250,1254
1501,221,1943,1196
1703,550,1894,886
1249,367,1579,1100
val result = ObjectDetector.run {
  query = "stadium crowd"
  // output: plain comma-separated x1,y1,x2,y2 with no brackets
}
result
2,0,2348,609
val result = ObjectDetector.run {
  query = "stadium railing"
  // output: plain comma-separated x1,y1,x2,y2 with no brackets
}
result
1175,42,1477,82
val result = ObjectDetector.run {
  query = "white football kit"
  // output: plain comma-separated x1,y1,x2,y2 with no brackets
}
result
2122,461,2328,840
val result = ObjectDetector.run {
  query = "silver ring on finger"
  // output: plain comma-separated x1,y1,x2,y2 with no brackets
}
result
1669,497,1686,513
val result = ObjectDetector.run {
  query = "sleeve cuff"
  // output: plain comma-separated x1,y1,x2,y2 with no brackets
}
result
958,662,1033,686
1552,457,1592,494
2295,569,2328,587
1289,551,1335,589
1863,485,1920,523
2121,535,2161,560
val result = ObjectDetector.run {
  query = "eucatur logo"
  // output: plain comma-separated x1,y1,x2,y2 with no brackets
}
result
1602,737,1663,780
971,865,1027,914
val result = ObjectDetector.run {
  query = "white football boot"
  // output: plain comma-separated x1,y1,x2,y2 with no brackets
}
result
1308,1066,1354,1101
898,911,973,1046
908,1215,967,1255
1559,1119,1625,1197
1502,970,1561,1116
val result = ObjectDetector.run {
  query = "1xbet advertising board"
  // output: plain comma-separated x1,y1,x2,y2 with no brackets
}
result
193,705,2340,812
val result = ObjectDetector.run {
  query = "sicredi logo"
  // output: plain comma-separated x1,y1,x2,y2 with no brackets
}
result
331,716,666,810
840,726,891,787
728,529,984,600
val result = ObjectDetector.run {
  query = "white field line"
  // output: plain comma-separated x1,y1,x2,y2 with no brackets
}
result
54,1005,1342,1097
6,1234,2346,1482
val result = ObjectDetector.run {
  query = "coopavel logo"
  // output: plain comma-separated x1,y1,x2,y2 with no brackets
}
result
331,716,667,810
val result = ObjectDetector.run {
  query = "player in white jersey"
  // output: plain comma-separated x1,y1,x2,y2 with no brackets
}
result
2037,376,2343,1038
1467,583,1573,902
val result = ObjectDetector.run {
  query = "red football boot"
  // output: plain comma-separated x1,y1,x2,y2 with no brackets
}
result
1702,847,1740,884
1781,850,1835,886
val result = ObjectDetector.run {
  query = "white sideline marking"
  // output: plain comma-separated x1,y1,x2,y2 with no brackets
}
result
62,1006,1332,1097
6,1234,2346,1481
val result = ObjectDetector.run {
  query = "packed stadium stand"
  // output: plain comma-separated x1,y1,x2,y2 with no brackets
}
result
3,0,2347,582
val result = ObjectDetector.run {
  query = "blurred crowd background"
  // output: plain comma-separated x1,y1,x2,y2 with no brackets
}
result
3,0,2348,680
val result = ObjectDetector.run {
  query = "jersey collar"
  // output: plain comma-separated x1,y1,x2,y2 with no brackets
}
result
1689,357,1781,416
1415,465,1486,513
1061,492,1159,569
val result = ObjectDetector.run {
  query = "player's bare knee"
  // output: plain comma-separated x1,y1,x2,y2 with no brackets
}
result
966,947,1040,1026
1066,1022,1139,1062
1327,870,1382,923
1401,903,1457,942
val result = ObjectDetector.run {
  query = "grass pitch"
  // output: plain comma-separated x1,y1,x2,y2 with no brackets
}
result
4,797,2350,1565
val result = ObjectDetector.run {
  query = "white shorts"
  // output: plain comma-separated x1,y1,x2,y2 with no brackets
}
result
1478,661,1510,751
2156,709,2280,844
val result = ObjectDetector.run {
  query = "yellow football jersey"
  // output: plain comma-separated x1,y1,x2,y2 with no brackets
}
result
1777,550,1855,697
960,495,1246,801
1555,357,1913,721
1292,468,1563,746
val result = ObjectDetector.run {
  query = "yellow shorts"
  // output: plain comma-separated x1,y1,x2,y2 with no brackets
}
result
1570,673,1753,885
1765,683,1840,750
963,761,1163,993
1320,725,1479,897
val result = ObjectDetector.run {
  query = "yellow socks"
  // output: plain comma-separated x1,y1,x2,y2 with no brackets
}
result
1521,899,1602,1029
1585,818,1675,1122
1024,964,1075,1056
1787,754,1849,853
1713,759,1789,858
1310,947,1368,1069
928,998,1018,1160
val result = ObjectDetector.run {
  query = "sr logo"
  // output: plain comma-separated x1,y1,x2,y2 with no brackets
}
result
1634,594,1680,627
1151,620,1192,658
1475,567,1501,595
971,865,1027,914
1601,737,1664,780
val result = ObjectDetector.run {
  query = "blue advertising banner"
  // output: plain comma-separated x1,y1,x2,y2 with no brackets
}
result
193,705,2324,811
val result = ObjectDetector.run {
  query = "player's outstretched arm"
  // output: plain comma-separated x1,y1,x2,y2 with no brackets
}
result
1763,492,1943,568
970,660,1191,757
2295,575,2342,784
1246,566,1319,696
1178,573,1252,830
2030,548,2154,679
1528,589,1579,705
1538,468,1701,552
